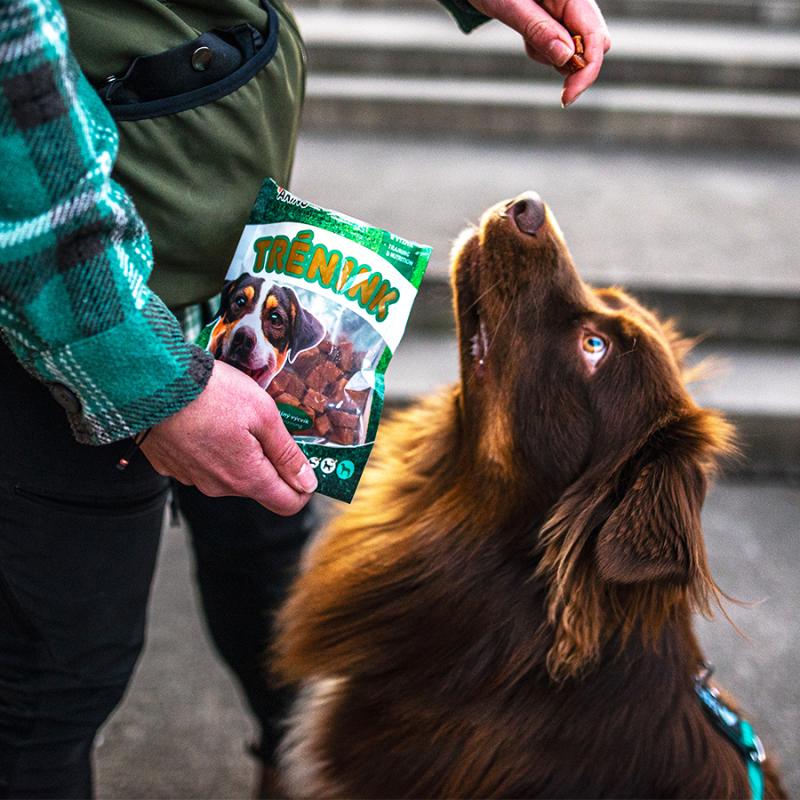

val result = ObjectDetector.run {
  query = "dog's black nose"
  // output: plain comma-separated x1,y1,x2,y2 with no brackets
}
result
508,193,546,235
231,327,256,359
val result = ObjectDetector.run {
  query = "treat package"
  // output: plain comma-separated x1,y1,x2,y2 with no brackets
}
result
197,179,431,502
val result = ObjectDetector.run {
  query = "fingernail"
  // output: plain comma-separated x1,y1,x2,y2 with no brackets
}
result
296,463,318,494
560,89,571,108
548,40,573,66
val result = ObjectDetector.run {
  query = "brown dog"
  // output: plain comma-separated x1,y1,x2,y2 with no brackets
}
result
274,193,786,799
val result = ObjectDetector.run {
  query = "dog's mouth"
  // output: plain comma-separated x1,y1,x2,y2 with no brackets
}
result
459,192,550,373
227,360,274,388
468,311,489,374
469,309,489,367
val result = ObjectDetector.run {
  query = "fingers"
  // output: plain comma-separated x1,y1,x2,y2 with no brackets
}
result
474,0,610,105
477,0,575,67
250,397,318,496
549,0,611,106
140,369,318,515
560,29,611,107
524,40,558,67
245,456,314,516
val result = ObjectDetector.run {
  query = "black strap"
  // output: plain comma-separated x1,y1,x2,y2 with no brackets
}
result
97,0,279,121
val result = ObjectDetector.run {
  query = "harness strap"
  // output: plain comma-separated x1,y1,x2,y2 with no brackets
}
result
694,664,766,800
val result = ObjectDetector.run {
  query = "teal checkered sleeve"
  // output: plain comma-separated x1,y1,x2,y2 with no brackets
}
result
436,0,490,32
0,0,213,445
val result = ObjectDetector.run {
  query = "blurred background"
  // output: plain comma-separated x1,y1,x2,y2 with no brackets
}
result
97,0,800,795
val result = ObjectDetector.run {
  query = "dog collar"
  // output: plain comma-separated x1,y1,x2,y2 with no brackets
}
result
694,663,766,800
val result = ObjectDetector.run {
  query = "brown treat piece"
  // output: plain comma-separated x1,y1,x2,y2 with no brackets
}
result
282,371,307,399
302,389,328,413
328,408,359,430
274,392,300,406
568,34,586,71
307,361,342,392
328,426,358,446
327,345,342,367
305,365,329,393
337,341,354,373
269,370,290,394
327,378,348,403
292,348,321,377
314,414,332,437
299,404,317,421
321,359,342,383
336,398,360,415
318,339,333,354
346,388,370,411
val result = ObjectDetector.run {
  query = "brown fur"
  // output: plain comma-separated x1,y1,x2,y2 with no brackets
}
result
274,196,786,799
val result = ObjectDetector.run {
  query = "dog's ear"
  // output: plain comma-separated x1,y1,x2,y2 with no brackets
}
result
594,411,731,586
217,278,239,318
538,408,734,679
285,288,325,361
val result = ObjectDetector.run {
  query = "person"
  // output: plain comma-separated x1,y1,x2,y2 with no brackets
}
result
0,0,610,796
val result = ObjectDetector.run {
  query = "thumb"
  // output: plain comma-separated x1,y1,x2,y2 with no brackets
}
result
251,398,318,495
476,0,574,66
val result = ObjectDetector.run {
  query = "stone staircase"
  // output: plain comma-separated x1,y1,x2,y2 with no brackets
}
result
293,1,800,150
288,0,800,479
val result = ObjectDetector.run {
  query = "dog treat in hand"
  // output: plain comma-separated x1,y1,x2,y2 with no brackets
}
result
198,179,431,502
568,34,586,71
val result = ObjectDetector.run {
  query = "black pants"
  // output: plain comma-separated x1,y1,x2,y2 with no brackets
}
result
0,342,314,798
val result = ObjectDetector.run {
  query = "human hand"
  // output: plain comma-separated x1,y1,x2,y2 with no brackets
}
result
141,360,317,515
468,0,611,107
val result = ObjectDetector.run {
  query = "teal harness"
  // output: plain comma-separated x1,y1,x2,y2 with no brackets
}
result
694,664,766,800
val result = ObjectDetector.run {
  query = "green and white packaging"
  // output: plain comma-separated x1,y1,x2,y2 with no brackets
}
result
197,179,431,502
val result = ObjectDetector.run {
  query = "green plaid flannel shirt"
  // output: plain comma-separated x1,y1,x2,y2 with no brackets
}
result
0,0,213,445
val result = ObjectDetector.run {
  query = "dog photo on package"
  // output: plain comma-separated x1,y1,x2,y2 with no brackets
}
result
198,179,430,502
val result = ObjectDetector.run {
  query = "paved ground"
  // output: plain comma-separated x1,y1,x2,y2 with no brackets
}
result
94,480,799,798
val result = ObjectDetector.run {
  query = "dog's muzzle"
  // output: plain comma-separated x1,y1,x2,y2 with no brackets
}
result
507,193,546,236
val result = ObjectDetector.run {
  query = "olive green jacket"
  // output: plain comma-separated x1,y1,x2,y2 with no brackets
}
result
62,0,309,307
62,0,487,308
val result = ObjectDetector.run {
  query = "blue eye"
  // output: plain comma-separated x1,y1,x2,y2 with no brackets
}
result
583,336,604,353
582,333,608,366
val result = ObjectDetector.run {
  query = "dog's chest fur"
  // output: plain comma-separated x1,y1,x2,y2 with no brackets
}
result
277,509,749,799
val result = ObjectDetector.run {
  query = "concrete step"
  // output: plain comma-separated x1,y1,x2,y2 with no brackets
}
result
293,0,800,26
297,10,800,92
408,278,800,346
291,132,800,345
385,334,800,478
303,73,800,151
296,9,800,149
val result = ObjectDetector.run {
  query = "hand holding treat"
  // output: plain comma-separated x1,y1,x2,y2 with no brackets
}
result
468,0,611,107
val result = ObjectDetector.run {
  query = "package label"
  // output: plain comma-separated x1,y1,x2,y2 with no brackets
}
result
198,179,431,502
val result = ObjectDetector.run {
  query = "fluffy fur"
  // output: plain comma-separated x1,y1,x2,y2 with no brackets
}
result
274,195,786,799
